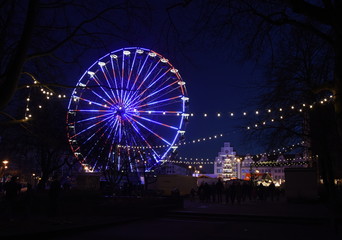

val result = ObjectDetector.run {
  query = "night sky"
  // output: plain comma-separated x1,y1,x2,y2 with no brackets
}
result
63,1,266,164
1,1,272,171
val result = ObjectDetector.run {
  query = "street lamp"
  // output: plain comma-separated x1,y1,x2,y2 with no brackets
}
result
236,158,241,179
188,165,202,177
2,160,8,169
1,160,9,181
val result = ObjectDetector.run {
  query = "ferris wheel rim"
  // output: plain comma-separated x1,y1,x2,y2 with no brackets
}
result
66,47,188,172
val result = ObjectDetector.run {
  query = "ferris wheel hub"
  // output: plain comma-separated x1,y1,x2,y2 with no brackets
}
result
115,106,126,117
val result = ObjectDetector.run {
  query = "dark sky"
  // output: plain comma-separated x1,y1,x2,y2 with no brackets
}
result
56,1,267,168
129,2,266,160
73,2,265,162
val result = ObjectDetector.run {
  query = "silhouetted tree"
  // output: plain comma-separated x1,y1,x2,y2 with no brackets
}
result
0,0,150,117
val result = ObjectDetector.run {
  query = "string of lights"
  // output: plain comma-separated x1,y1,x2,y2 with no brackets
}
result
22,76,334,125
21,78,332,166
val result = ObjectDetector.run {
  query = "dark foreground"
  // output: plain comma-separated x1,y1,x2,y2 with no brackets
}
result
0,190,341,239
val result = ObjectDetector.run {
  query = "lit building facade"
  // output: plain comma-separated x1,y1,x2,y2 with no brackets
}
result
214,142,238,181
239,154,309,186
213,142,309,185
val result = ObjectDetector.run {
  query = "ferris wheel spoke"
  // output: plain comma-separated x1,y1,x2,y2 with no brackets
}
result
129,53,149,92
73,109,112,113
110,56,122,104
126,115,171,146
134,59,161,96
75,112,113,124
91,74,116,105
122,51,138,105
69,114,114,139
77,95,112,108
86,118,119,171
85,85,114,107
132,123,160,159
76,122,114,156
130,81,179,109
141,88,180,109
135,95,182,109
121,52,126,104
125,67,171,107
130,114,179,130
100,65,119,104
125,117,160,159
83,117,118,165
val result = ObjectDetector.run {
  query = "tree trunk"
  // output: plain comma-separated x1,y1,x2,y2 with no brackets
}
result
0,0,38,110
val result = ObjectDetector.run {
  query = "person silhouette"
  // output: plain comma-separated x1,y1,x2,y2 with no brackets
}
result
3,176,22,221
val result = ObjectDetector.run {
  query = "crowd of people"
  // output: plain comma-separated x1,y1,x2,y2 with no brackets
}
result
191,179,283,204
0,175,64,222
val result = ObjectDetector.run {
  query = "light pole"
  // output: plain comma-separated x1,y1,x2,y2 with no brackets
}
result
1,160,9,181
188,165,202,177
236,158,241,179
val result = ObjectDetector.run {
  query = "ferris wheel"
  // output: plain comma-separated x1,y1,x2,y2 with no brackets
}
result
66,47,188,172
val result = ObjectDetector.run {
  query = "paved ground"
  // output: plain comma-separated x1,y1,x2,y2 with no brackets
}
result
1,195,341,239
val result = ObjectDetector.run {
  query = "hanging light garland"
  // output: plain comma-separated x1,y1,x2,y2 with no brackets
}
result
188,95,333,120
22,75,67,121
21,76,333,166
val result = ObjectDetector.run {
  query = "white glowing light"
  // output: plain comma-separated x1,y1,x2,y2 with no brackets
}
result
149,52,157,57
98,61,106,67
123,50,131,55
87,71,95,77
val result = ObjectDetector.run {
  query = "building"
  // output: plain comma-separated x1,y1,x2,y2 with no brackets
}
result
157,162,188,175
213,142,309,186
213,142,238,181
240,154,309,186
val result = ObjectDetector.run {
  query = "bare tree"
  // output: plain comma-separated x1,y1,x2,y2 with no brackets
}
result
167,0,341,139
0,0,150,115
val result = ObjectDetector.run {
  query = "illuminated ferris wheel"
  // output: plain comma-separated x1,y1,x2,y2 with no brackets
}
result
66,47,188,172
